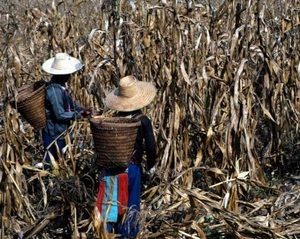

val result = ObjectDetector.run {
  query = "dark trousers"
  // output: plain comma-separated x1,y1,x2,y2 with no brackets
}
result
42,131,66,169
117,163,142,238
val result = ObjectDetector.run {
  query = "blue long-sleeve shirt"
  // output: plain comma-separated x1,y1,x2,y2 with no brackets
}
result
43,81,83,139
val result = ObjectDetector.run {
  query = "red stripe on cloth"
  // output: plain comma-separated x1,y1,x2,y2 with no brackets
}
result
96,181,105,213
118,173,128,215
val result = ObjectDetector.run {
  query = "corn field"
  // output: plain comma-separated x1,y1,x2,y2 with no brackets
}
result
1,0,300,238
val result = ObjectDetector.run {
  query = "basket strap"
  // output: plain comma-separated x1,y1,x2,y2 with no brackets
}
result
133,113,144,120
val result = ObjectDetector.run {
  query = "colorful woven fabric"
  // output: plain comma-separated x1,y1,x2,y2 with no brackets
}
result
118,173,128,215
96,169,128,222
105,174,118,222
96,170,119,222
96,180,105,213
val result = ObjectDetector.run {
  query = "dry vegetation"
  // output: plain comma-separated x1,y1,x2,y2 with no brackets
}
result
1,0,300,238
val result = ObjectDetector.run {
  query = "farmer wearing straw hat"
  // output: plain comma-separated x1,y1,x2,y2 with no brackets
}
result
41,53,91,169
95,75,157,238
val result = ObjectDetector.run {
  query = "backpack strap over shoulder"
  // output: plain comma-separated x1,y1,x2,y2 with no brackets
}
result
33,79,47,91
133,113,144,120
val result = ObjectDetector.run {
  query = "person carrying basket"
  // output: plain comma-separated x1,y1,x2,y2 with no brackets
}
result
95,75,157,238
40,53,91,169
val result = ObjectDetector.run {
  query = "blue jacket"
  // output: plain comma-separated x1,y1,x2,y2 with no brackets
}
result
43,81,83,139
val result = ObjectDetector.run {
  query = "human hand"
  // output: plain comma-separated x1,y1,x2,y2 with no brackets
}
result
80,108,92,118
142,166,157,190
93,110,103,117
148,166,156,175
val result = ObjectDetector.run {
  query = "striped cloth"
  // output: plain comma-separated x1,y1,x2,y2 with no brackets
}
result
96,169,128,222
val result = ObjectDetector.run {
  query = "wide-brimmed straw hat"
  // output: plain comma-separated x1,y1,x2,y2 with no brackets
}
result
105,75,156,112
42,53,83,75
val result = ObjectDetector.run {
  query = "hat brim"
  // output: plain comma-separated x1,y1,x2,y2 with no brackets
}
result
42,56,83,75
105,81,156,112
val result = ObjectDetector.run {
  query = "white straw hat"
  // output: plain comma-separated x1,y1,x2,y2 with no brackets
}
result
105,75,156,112
42,53,83,75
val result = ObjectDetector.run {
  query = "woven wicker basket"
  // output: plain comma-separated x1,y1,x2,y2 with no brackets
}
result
90,117,141,168
12,83,46,130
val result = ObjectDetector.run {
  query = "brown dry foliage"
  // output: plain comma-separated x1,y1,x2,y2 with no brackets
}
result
0,0,300,238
